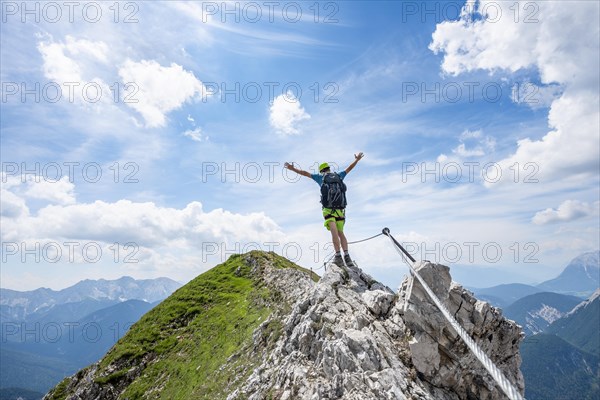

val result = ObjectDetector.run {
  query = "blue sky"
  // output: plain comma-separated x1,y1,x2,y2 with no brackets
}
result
1,1,599,291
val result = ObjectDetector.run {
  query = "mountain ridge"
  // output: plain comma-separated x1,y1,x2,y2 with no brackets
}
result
503,292,582,335
0,277,181,397
45,251,524,400
469,283,543,307
1,276,181,321
546,289,600,356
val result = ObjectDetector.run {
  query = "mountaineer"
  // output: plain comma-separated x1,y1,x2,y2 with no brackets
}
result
284,152,364,267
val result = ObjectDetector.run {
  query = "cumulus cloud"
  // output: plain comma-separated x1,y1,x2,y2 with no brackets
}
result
36,35,112,106
1,175,75,225
1,180,283,253
430,1,600,184
118,59,207,128
38,35,109,83
23,176,76,205
1,179,288,286
269,91,311,135
0,187,29,218
36,35,209,128
533,200,600,225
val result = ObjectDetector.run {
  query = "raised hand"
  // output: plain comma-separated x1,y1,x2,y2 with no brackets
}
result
355,152,364,161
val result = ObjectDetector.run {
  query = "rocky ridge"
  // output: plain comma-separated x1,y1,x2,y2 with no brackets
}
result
229,258,524,399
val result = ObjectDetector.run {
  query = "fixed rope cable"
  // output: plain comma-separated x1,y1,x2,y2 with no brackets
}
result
321,232,385,270
382,227,525,400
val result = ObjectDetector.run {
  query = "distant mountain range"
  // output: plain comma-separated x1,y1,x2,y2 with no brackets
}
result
469,283,543,308
0,277,182,398
503,292,582,335
471,250,599,307
0,276,181,321
468,250,599,400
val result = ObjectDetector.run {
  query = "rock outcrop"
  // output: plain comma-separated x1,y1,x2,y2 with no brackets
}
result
229,259,524,400
397,262,525,399
45,252,524,400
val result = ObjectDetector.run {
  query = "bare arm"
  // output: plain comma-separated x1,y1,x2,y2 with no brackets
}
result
345,152,364,174
284,162,312,178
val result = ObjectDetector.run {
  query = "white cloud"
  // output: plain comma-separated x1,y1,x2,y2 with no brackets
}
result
1,180,283,250
511,82,562,109
533,200,600,225
452,143,485,157
0,187,29,218
37,35,112,106
183,127,203,142
269,91,311,135
118,59,207,128
440,129,496,160
1,178,287,289
2,174,76,207
24,176,76,205
430,1,600,184
37,35,109,83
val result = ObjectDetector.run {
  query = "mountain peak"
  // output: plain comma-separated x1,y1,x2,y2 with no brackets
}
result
45,251,524,400
565,250,599,274
538,250,600,295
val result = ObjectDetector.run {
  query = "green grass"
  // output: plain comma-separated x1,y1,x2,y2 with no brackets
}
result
50,251,318,400
94,369,129,385
45,372,78,400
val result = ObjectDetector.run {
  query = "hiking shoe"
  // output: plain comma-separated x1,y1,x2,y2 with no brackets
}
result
333,255,344,267
344,254,355,267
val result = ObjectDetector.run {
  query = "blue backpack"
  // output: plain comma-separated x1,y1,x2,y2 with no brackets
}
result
320,172,347,209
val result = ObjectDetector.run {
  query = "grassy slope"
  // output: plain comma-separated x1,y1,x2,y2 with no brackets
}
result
46,251,318,400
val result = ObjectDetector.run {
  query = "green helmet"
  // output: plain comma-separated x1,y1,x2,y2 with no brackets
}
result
319,162,330,172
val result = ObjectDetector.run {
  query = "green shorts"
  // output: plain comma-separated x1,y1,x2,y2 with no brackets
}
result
323,208,345,232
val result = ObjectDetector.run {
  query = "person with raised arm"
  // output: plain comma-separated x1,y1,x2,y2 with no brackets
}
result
284,152,364,267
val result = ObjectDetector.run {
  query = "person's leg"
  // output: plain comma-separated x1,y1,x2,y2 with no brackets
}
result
327,220,344,266
336,210,354,265
327,220,341,253
338,230,348,252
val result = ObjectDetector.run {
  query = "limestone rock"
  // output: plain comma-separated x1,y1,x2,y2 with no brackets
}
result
396,261,525,400
229,261,524,400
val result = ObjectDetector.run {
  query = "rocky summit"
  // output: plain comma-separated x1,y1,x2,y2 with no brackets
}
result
45,251,524,400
